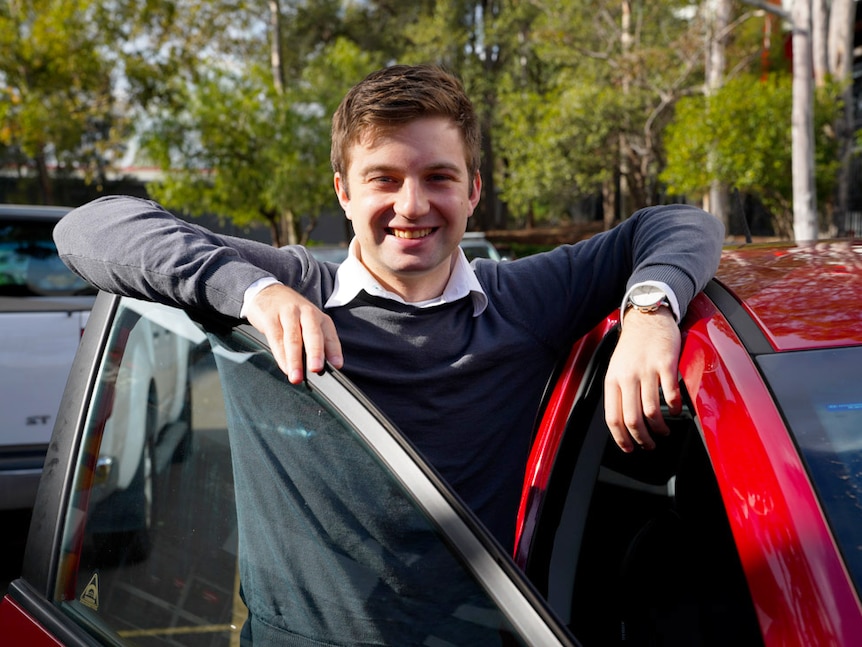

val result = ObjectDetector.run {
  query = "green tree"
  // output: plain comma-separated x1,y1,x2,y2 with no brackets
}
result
142,38,381,246
662,73,841,238
118,0,414,244
494,70,621,227
490,0,706,228
0,0,129,203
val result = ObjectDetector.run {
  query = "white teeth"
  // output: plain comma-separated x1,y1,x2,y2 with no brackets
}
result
392,228,433,239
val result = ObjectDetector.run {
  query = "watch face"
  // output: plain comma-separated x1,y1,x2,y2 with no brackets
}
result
630,285,667,307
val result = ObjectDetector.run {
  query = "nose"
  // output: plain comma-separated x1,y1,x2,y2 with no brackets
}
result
395,179,429,220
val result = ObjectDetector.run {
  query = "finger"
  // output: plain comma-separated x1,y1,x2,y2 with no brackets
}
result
260,320,287,375
244,285,301,381
622,380,655,450
298,313,325,376
636,368,667,436
281,313,306,384
661,374,683,417
604,376,635,453
322,320,344,370
297,309,343,376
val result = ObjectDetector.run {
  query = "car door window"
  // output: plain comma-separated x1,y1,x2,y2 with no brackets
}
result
523,336,763,646
55,299,238,644
52,297,570,646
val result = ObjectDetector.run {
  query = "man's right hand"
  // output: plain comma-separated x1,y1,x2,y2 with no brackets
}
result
244,283,343,384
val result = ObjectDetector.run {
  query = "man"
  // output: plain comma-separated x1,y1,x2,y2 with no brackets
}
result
56,64,722,558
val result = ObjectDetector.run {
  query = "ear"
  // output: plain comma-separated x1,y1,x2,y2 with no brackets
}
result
468,170,482,216
334,173,351,218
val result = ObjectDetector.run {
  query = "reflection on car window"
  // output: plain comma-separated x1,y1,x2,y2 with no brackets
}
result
56,298,528,645
0,220,94,296
758,347,862,598
204,329,525,645
57,299,239,644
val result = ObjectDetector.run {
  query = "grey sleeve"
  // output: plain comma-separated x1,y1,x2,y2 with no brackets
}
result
477,204,724,350
54,195,305,319
624,203,725,317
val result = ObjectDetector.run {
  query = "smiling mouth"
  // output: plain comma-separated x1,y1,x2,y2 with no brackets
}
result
388,227,436,240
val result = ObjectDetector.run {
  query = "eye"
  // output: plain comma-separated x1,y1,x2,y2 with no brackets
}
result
427,173,456,183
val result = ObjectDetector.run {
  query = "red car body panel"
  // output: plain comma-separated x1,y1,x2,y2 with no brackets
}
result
0,596,65,646
718,241,862,351
681,294,862,646
514,315,620,569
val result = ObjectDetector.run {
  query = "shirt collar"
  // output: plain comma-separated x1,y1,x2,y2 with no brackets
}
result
324,238,488,316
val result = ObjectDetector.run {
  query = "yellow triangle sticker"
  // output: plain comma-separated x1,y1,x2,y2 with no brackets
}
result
80,572,99,611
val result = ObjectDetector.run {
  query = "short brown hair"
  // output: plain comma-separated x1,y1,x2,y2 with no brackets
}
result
331,64,481,179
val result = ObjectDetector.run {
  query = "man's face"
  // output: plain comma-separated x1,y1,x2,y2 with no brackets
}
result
334,117,482,302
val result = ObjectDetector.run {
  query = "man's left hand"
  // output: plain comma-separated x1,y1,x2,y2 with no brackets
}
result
604,307,682,452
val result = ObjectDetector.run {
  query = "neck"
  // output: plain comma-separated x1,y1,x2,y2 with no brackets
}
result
360,253,457,303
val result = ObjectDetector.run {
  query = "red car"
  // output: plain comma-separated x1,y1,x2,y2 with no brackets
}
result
2,240,861,646
516,240,862,645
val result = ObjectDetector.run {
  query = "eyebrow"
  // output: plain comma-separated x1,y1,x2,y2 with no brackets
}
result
357,161,465,177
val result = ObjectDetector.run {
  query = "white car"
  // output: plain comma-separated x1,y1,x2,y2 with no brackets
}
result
0,205,192,543
85,298,196,560
459,231,505,261
0,205,95,510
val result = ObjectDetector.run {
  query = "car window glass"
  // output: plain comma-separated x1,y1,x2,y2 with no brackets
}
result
54,298,536,646
55,299,238,644
0,219,93,296
562,399,761,646
758,347,862,597
524,341,762,645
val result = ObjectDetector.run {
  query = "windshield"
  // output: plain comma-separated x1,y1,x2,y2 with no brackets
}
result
757,347,862,595
0,219,95,296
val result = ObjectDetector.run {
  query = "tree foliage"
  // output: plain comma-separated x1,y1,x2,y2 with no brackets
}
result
662,73,842,238
490,0,708,226
0,0,856,241
141,37,381,246
0,0,129,201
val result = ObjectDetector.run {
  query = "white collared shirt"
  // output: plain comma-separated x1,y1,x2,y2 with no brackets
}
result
325,239,488,316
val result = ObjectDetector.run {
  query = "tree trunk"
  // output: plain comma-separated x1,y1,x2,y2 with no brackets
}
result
811,0,829,87
479,108,498,230
706,0,731,230
791,0,818,242
618,1,633,221
281,209,299,246
35,150,54,205
268,215,280,248
827,0,855,235
269,0,285,96
602,178,617,231
742,0,819,241
268,0,292,248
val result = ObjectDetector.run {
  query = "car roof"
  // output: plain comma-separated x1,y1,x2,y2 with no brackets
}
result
716,240,862,352
0,204,72,220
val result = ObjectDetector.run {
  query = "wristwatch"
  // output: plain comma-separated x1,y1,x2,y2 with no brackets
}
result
626,284,670,314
